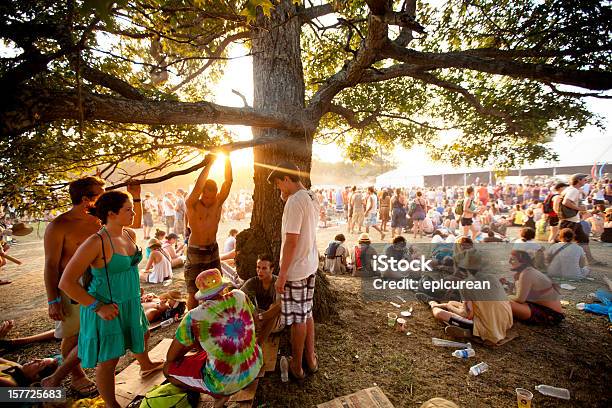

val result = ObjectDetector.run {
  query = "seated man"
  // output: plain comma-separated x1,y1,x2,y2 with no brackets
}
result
164,269,263,408
324,234,349,274
382,236,416,279
241,254,284,345
351,233,378,277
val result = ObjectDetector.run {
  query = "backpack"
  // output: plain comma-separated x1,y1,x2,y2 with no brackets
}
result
408,201,417,216
454,199,464,216
353,245,363,270
325,241,341,260
542,193,557,215
139,383,196,408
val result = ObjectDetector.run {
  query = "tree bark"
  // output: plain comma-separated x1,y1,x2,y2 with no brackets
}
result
236,0,312,281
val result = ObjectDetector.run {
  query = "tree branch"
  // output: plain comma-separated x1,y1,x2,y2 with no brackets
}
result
328,104,380,129
79,64,145,100
382,45,612,90
106,133,286,189
1,88,305,136
299,3,335,24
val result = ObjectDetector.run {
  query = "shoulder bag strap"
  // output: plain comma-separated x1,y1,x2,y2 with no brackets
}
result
97,233,113,303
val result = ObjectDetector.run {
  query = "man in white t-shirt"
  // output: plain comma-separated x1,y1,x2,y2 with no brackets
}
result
163,193,176,234
268,161,319,381
559,174,603,265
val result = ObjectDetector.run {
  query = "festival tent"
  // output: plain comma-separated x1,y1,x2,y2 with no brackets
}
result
375,169,424,188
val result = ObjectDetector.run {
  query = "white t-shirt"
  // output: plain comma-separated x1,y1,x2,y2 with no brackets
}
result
223,236,236,253
281,189,320,281
163,197,176,217
546,242,588,279
562,186,581,223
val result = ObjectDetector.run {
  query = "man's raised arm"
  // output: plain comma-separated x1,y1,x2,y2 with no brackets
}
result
217,155,233,205
186,153,215,207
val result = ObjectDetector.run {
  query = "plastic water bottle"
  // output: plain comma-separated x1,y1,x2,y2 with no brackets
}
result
160,318,174,328
468,362,489,376
535,385,571,400
280,356,289,383
452,348,475,359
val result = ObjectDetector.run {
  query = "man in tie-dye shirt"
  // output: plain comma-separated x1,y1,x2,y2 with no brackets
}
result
163,269,262,407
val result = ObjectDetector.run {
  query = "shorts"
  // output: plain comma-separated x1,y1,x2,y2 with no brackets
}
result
54,291,80,339
352,211,364,226
548,215,559,227
281,273,315,326
143,212,154,227
184,244,221,293
460,217,473,227
166,351,224,398
559,220,589,243
524,302,565,325
365,212,378,226
165,215,175,229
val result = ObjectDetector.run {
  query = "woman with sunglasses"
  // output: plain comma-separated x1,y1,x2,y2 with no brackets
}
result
60,191,163,408
507,250,564,325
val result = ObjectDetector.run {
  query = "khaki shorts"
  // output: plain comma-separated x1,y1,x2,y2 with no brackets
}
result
352,211,364,226
54,291,81,339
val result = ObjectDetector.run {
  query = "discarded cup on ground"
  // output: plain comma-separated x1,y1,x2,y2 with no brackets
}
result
387,312,397,327
576,302,586,310
432,337,471,348
516,388,533,408
396,317,407,331
400,310,412,318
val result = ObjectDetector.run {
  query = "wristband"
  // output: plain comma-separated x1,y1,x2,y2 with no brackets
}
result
48,296,61,305
133,198,141,203
88,300,100,311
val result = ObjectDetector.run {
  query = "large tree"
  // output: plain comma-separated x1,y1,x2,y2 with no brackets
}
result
1,0,611,277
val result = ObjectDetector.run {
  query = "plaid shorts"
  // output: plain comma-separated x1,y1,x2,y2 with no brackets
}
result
281,274,316,326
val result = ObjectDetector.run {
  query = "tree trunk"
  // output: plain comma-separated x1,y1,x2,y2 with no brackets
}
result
234,0,336,320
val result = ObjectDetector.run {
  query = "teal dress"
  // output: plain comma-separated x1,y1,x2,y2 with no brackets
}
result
78,229,149,368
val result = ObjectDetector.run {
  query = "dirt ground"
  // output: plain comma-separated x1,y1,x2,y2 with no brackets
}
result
1,218,611,407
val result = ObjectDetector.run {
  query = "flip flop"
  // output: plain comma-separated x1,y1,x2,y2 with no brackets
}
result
70,380,98,397
140,361,164,378
287,357,305,383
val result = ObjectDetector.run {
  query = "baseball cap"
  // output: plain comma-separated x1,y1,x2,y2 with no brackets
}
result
266,161,302,184
570,173,588,184
554,182,569,190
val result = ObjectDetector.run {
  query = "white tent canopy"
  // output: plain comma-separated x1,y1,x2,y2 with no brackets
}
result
375,170,424,188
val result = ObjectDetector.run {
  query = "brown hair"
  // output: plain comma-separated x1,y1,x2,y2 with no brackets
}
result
559,228,575,242
93,191,131,224
68,176,105,205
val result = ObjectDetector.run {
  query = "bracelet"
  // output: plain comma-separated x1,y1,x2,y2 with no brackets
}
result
133,198,141,203
48,296,61,305
87,300,100,311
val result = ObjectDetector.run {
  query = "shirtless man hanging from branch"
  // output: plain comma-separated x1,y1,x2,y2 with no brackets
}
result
184,153,233,310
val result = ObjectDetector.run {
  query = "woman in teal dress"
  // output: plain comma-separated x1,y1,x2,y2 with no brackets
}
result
60,191,163,407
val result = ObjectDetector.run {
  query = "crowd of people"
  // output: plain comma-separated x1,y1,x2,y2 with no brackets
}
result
0,161,610,407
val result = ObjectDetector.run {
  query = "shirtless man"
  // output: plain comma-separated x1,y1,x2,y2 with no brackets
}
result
185,153,232,310
43,176,142,395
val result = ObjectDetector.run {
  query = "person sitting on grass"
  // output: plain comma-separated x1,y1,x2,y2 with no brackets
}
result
242,254,283,345
351,233,378,277
162,233,185,268
140,238,173,284
324,234,349,274
423,260,513,344
512,227,546,271
141,290,187,323
507,250,564,325
546,228,589,279
164,268,262,408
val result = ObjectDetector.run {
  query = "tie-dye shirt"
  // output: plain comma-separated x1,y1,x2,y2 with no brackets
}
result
175,289,263,395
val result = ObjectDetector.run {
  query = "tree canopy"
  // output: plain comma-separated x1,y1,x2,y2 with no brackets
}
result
1,0,610,213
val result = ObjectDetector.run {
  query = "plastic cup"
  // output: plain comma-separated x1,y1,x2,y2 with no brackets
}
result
387,312,397,327
516,388,533,408
396,317,407,331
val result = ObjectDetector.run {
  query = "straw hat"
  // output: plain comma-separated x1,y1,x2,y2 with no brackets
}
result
10,223,33,236
358,233,371,243
159,290,186,303
194,268,231,301
147,238,162,249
